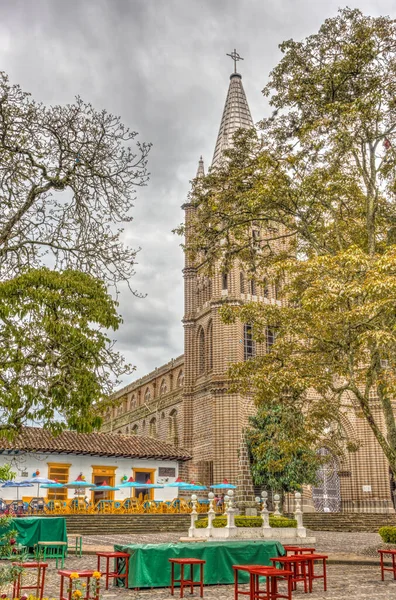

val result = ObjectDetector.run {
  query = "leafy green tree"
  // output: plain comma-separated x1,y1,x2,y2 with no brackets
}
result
179,9,396,475
0,71,150,291
0,268,128,436
246,405,320,494
0,465,16,481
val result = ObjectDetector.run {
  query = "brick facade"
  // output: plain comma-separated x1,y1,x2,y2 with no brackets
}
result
101,69,396,513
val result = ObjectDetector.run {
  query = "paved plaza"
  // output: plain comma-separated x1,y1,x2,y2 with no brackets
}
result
6,530,395,600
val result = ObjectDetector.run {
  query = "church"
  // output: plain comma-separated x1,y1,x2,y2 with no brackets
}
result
101,56,395,514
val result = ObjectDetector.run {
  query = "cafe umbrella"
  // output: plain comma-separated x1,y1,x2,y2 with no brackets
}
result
1,480,33,501
165,477,190,488
210,479,237,490
21,477,56,498
89,482,120,501
40,482,65,500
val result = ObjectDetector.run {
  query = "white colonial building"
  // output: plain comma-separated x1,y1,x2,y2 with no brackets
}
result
0,427,190,504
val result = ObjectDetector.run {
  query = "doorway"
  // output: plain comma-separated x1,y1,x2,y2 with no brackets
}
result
91,466,117,503
133,469,155,501
312,448,341,512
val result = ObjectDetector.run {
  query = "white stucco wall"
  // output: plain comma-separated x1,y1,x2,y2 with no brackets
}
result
0,452,180,502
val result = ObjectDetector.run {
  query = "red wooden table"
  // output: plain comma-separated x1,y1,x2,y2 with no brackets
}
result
169,558,205,598
378,549,396,580
283,546,316,556
249,566,293,600
297,553,328,592
12,561,48,600
96,551,129,590
58,569,100,600
270,555,308,593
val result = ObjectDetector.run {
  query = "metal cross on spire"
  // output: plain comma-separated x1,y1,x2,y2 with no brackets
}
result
226,49,244,73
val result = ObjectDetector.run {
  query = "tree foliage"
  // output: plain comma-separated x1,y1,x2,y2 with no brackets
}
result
0,268,129,436
179,9,396,475
0,71,150,290
0,464,16,481
246,404,320,493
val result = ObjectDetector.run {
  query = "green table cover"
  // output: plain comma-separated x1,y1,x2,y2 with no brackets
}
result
0,517,67,548
114,540,285,588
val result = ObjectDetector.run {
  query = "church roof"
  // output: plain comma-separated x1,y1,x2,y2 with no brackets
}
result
211,72,254,167
0,427,191,461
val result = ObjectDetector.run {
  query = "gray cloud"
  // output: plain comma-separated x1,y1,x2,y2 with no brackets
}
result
0,0,394,381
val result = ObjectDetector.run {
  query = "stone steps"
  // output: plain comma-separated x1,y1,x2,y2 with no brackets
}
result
302,513,396,532
45,514,191,535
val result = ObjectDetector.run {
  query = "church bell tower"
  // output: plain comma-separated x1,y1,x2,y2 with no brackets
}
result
181,51,256,498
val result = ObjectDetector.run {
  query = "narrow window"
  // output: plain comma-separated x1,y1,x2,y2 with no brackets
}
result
144,388,151,403
240,272,245,294
198,328,205,374
177,370,184,388
244,324,255,360
207,320,213,371
266,327,276,352
132,424,138,435
250,279,256,296
169,409,178,442
222,273,228,290
263,279,269,298
252,229,260,247
149,417,157,437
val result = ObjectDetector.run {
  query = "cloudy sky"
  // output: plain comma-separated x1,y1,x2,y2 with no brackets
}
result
0,0,393,385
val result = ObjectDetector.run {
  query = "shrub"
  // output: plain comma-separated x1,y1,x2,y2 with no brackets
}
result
195,515,297,529
379,526,396,543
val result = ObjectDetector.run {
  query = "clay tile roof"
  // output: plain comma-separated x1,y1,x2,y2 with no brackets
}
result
0,427,191,461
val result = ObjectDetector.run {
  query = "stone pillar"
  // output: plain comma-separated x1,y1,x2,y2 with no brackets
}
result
207,492,215,538
188,494,198,538
294,491,307,539
273,494,281,516
225,490,237,538
261,490,272,539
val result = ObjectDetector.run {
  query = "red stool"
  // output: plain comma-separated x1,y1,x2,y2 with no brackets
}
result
270,555,308,593
232,564,264,600
249,566,293,600
96,551,129,590
283,546,316,555
58,569,100,600
12,561,48,600
169,558,205,598
378,549,396,580
300,553,328,592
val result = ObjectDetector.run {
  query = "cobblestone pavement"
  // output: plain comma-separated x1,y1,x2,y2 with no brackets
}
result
81,530,383,557
9,558,396,600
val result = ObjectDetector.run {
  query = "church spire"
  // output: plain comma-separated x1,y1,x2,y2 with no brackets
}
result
196,155,205,178
211,50,254,167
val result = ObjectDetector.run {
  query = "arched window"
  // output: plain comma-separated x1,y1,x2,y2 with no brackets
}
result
263,279,269,298
222,273,228,290
240,272,245,294
198,327,205,374
130,395,136,409
177,370,184,388
266,327,277,352
149,417,157,437
144,387,151,403
132,424,138,435
125,426,129,435
169,409,178,442
160,379,167,396
244,324,255,360
249,279,256,296
207,320,213,371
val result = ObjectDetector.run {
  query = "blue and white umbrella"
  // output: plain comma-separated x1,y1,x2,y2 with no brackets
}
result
22,477,56,497
1,480,33,501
